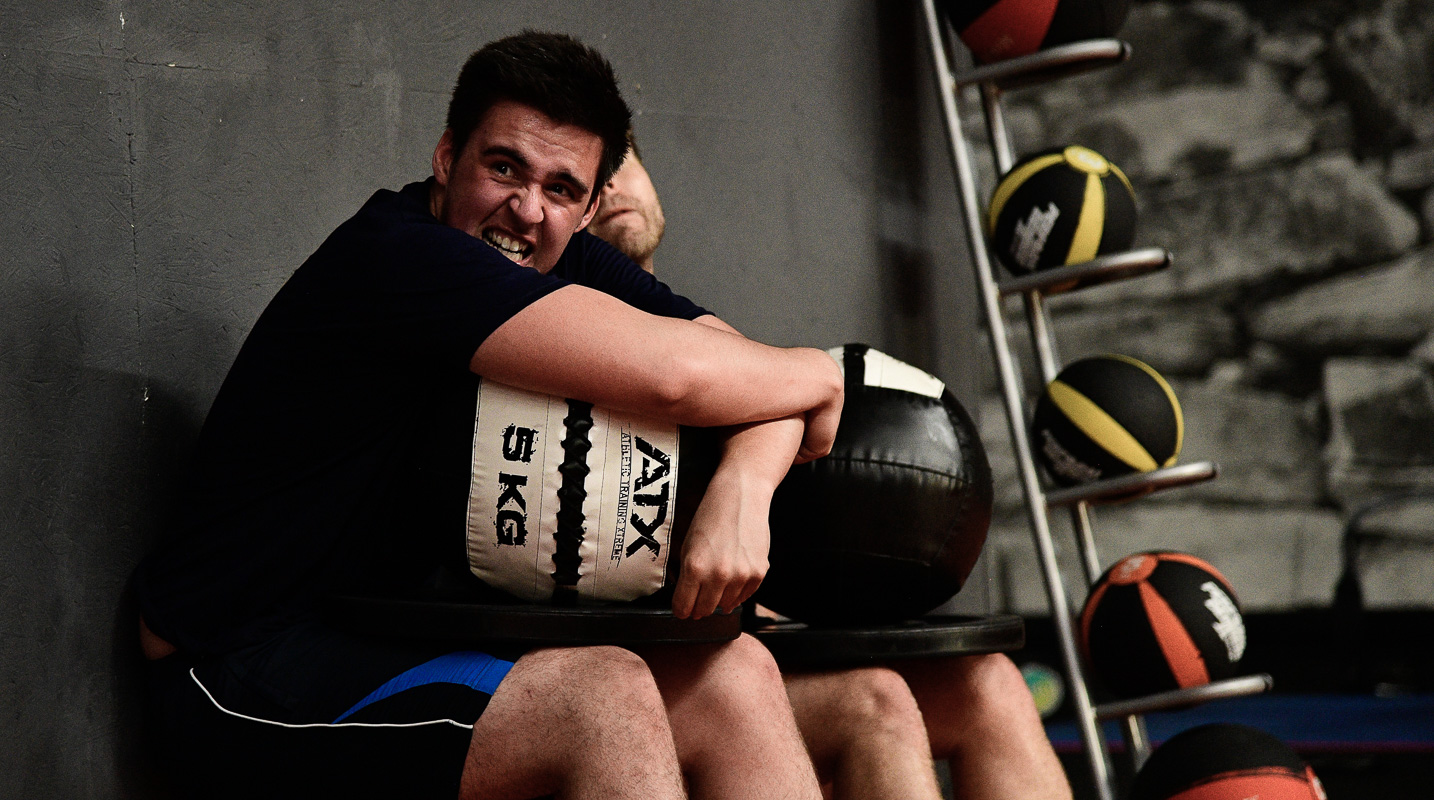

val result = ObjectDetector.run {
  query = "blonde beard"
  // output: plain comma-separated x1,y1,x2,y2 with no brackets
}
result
596,216,665,269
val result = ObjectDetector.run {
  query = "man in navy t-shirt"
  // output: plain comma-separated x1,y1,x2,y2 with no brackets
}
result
134,31,842,800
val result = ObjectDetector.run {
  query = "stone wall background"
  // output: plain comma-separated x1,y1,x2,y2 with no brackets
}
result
968,0,1434,616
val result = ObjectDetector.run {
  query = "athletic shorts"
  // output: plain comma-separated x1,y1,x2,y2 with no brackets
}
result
143,618,523,799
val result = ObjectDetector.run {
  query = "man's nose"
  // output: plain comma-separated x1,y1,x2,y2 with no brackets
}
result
511,185,543,225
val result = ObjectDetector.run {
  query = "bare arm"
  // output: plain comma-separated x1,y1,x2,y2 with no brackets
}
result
473,288,843,618
664,314,842,618
471,285,842,440
688,314,842,464
671,414,806,619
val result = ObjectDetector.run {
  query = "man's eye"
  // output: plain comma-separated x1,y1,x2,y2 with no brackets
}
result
493,163,512,177
549,185,573,199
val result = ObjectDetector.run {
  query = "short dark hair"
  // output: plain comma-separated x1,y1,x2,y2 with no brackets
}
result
447,31,632,195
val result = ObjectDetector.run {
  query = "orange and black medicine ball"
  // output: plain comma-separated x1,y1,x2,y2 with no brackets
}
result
1080,552,1246,700
941,0,1132,65
1032,354,1182,486
1130,723,1328,800
988,145,1137,276
757,345,993,626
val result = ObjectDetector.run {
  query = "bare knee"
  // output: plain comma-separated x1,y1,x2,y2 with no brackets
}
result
524,645,664,720
899,654,1036,757
832,667,925,736
681,634,789,718
650,634,795,752
790,667,925,743
954,654,1029,709
783,666,927,782
462,646,679,799
714,633,785,689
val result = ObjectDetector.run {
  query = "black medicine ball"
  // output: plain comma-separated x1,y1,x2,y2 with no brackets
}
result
943,0,1133,65
988,145,1136,275
758,345,993,626
1080,552,1246,701
1031,354,1181,487
1130,723,1327,800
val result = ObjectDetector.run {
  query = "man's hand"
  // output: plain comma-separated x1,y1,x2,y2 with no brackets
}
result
671,415,805,619
790,346,843,464
796,386,843,464
670,468,771,620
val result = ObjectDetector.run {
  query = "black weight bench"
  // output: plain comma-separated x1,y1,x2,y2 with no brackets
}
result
750,613,1026,668
328,593,1025,665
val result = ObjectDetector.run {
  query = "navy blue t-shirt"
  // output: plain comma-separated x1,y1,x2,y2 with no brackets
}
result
134,180,708,655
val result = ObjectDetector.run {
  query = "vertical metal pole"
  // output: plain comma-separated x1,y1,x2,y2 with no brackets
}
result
983,54,1154,774
918,3,1115,798
976,18,1127,792
978,84,1064,386
980,83,1017,172
1070,502,1104,586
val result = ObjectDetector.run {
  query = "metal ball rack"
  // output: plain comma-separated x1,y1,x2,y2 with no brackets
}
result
917,5,1272,798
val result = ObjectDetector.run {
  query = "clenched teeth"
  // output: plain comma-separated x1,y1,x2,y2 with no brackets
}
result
483,230,531,264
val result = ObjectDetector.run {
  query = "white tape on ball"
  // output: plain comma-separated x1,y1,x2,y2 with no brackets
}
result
826,345,945,398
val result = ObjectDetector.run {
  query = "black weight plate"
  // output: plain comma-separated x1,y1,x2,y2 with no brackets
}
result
751,614,1025,668
326,595,742,646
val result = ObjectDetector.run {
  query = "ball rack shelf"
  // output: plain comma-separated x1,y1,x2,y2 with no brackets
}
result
917,4,1271,798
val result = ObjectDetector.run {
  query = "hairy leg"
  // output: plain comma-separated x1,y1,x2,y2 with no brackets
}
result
896,654,1072,800
783,666,942,800
459,646,685,800
638,634,822,800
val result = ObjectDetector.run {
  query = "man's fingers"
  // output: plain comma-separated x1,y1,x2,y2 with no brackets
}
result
675,568,764,619
717,584,746,618
738,574,765,609
671,574,700,619
796,396,843,464
688,583,726,620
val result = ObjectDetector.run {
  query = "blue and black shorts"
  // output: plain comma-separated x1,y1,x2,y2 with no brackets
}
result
144,618,522,798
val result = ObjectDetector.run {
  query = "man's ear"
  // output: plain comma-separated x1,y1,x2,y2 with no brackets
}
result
432,129,455,188
578,188,602,231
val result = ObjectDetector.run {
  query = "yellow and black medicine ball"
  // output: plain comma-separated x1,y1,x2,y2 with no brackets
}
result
988,145,1136,275
941,0,1133,65
1031,354,1181,486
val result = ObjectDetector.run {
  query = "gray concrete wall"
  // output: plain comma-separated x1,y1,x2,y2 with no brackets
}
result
0,2,975,796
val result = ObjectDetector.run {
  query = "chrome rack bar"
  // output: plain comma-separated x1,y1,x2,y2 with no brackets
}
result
919,2,1115,797
1045,462,1220,509
1096,674,1276,720
998,248,1172,297
953,39,1131,90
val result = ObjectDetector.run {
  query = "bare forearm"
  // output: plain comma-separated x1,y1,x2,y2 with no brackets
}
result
715,414,806,489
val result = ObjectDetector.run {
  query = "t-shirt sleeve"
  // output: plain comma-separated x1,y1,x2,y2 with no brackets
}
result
280,198,568,377
557,231,710,321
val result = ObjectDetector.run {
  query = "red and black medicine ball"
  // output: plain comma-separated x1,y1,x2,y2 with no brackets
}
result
758,345,993,626
1130,723,1327,800
1080,552,1245,700
941,0,1133,65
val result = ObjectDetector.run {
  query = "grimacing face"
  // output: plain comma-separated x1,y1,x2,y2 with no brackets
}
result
587,148,665,273
430,99,604,274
